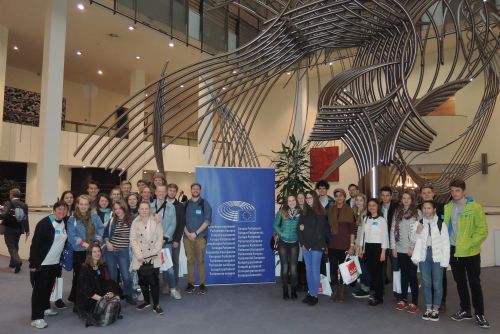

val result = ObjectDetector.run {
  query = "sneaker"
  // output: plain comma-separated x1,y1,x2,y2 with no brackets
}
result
31,319,48,329
54,299,67,309
475,314,490,329
171,289,182,300
422,309,432,320
368,299,383,306
153,305,164,315
451,309,472,321
14,263,21,273
44,309,58,316
198,284,207,295
185,283,195,294
353,289,370,298
136,303,151,310
396,301,407,311
308,296,318,306
125,296,137,306
430,310,440,322
302,294,313,304
407,303,418,314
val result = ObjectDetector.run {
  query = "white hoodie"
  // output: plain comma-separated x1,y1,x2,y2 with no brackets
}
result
411,214,450,267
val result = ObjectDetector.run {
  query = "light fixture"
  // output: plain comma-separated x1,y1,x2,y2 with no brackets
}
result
180,85,184,88
145,93,148,97
76,50,82,56
128,25,135,31
222,87,226,90
168,41,174,48
143,171,147,174
328,62,333,66
135,56,141,60
77,3,85,10
83,165,86,168
97,69,103,75
286,72,291,75
13,45,19,51
232,70,237,74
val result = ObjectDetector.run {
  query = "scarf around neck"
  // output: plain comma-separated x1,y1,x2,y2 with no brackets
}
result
287,208,300,221
395,206,416,242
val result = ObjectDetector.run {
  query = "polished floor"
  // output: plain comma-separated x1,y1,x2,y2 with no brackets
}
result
0,255,497,334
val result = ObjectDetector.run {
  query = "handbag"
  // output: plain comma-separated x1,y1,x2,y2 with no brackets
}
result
139,260,154,277
50,277,63,302
159,248,173,272
339,255,361,285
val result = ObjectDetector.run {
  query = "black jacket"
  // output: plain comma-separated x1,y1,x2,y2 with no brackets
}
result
298,208,328,251
0,199,29,235
381,201,398,233
171,199,186,243
28,215,63,269
76,264,121,315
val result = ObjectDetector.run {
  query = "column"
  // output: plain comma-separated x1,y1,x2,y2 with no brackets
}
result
0,26,7,142
35,0,67,206
198,78,214,165
128,69,146,188
292,71,309,143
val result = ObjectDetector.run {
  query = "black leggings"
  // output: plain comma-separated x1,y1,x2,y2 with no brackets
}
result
365,243,384,301
398,253,419,304
69,251,86,303
278,240,299,287
138,267,160,307
328,248,347,285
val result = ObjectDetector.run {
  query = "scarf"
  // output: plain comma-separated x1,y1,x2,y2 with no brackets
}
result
394,206,416,242
328,205,354,235
287,208,300,221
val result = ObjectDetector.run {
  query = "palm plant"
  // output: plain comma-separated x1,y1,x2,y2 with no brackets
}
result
272,135,313,204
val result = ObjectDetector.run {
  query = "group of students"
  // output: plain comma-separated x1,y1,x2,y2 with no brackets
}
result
273,179,490,329
28,173,212,329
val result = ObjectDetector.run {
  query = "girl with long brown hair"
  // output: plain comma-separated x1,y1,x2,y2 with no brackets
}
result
67,195,104,305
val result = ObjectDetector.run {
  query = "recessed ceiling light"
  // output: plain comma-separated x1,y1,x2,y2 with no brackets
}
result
13,45,19,51
232,70,237,74
286,72,291,75
77,3,85,10
97,69,103,75
128,25,135,31
168,41,174,48
143,171,147,174
135,56,141,60
83,165,86,168
328,62,333,66
76,50,82,56
145,93,148,97
180,85,184,88
222,87,226,90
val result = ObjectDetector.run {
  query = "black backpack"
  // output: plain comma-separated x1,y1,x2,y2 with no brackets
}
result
1,201,25,229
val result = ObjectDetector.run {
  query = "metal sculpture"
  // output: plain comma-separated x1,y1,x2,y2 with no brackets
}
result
75,0,499,199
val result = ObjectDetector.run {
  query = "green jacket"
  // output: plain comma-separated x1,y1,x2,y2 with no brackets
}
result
273,209,299,243
443,199,488,257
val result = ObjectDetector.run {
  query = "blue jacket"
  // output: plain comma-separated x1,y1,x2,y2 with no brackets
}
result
67,216,104,251
151,199,177,242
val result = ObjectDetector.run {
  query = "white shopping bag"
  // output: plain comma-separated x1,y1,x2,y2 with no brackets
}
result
50,277,63,302
393,270,401,294
325,260,331,282
159,248,173,272
298,247,304,262
339,256,361,285
275,253,281,277
318,274,332,296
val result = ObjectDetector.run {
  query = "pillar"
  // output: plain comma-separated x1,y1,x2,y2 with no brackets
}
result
292,70,309,143
198,78,214,165
0,26,8,142
128,69,146,188
35,0,67,206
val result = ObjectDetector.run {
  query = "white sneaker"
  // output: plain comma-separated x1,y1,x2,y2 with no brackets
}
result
44,309,58,316
31,319,48,329
171,288,182,300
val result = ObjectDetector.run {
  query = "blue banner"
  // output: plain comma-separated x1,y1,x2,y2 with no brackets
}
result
196,167,276,284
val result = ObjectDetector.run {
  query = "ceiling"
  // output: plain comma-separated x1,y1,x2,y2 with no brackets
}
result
0,0,208,95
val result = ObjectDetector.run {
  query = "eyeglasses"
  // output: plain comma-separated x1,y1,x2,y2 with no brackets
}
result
305,196,314,200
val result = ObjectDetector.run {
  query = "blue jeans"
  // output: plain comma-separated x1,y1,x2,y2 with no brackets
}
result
162,244,176,289
420,247,443,308
105,247,132,296
303,249,322,297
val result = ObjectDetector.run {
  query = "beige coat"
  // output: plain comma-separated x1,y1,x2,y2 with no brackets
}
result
129,216,164,271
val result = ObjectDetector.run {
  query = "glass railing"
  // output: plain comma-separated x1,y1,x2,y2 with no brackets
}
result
88,0,260,54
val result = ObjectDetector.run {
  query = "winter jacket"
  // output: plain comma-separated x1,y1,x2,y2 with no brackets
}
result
273,209,299,243
67,216,104,251
297,208,328,250
411,216,450,267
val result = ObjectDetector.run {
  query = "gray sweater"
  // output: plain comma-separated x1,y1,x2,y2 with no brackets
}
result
390,215,419,253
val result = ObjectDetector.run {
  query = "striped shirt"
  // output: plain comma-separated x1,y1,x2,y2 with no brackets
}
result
110,218,130,249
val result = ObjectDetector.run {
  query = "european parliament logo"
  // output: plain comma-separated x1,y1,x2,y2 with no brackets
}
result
218,201,256,222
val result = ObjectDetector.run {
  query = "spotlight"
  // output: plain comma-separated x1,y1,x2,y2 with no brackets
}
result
168,41,174,48
13,45,19,51
76,50,82,56
328,62,333,66
128,25,135,31
97,70,103,75
286,72,291,75
180,85,184,88
77,3,85,10
135,56,141,60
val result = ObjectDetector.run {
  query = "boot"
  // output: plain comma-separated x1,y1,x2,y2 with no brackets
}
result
291,286,298,300
282,285,290,300
330,284,338,301
338,284,345,302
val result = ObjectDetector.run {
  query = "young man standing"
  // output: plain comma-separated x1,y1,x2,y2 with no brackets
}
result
183,183,212,295
418,185,447,312
86,180,100,203
444,179,489,328
379,186,399,300
316,180,334,209
152,185,182,300
346,184,359,208
167,184,186,294
120,180,132,199
0,188,29,273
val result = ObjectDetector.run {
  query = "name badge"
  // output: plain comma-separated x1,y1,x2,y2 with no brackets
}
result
372,221,379,226
55,229,61,235
195,209,202,215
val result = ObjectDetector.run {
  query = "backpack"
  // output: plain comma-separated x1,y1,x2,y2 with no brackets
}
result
2,201,25,229
91,295,121,327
